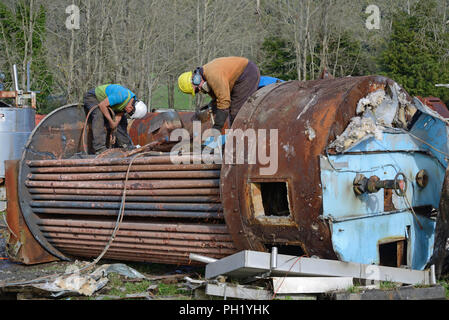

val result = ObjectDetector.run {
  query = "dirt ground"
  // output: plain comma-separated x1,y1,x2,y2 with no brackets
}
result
0,220,207,300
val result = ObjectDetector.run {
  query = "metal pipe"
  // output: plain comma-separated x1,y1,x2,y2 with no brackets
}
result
189,253,218,264
27,170,221,181
42,232,236,248
53,246,223,265
31,194,221,203
12,64,19,92
28,188,220,196
38,225,233,242
27,154,222,167
30,200,222,212
37,219,232,234
271,247,278,270
30,164,221,174
47,238,236,255
25,179,220,189
31,207,224,219
26,61,31,93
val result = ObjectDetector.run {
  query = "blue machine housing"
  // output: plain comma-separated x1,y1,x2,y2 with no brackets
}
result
320,102,449,270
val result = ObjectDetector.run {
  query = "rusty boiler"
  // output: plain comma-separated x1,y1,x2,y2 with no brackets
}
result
6,75,449,270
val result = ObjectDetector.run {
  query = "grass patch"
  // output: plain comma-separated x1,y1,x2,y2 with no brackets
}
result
157,283,183,296
102,273,152,298
438,277,449,300
347,286,362,294
99,273,191,300
379,281,398,290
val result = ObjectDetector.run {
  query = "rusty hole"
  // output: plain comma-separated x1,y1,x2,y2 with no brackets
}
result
251,182,290,217
379,239,407,268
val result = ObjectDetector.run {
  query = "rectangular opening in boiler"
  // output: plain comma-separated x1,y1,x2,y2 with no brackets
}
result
379,239,407,268
251,182,291,217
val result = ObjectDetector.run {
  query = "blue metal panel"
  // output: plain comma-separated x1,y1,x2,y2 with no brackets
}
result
410,114,449,168
329,212,435,270
321,128,445,270
321,151,444,218
344,132,424,153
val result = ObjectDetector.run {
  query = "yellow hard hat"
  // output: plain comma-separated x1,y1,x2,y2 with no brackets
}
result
178,71,195,96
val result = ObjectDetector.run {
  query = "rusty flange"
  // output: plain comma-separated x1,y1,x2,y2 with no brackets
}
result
18,104,87,261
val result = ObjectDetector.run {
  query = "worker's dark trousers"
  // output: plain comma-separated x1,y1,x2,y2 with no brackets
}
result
229,61,261,124
83,89,133,154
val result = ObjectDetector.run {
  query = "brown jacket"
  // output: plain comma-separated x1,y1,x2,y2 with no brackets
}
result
202,57,249,110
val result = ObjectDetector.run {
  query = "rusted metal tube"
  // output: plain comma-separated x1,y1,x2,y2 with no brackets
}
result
27,170,221,181
46,238,236,255
30,200,222,212
28,188,220,196
29,164,221,174
25,179,220,189
38,225,233,242
42,232,235,249
37,219,231,234
27,154,221,167
31,207,224,219
31,194,221,203
51,246,225,265
57,247,200,260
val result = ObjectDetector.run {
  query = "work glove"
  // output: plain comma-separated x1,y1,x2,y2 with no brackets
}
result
212,108,229,132
195,104,211,123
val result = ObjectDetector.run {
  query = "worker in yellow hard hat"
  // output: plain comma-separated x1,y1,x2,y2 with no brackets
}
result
178,57,260,132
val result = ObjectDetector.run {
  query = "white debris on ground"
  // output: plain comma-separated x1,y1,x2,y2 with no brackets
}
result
30,263,146,297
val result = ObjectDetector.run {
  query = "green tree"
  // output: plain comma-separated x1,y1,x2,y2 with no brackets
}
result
260,32,366,81
0,0,53,113
260,36,297,81
380,1,449,104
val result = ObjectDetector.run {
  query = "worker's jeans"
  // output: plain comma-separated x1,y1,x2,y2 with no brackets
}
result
83,89,133,154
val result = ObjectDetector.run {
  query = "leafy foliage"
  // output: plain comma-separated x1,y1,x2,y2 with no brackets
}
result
260,32,366,80
380,0,449,104
260,37,297,81
0,1,53,114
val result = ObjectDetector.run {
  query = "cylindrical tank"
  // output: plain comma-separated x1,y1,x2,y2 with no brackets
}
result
0,106,35,210
16,76,434,266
